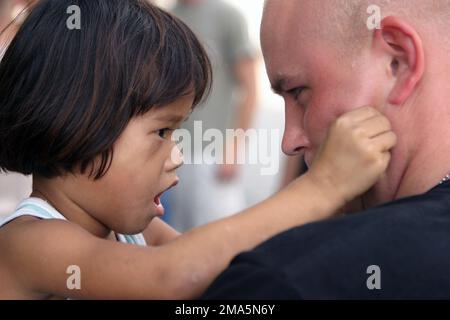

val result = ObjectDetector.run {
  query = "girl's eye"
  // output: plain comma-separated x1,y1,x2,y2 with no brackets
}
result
157,128,172,139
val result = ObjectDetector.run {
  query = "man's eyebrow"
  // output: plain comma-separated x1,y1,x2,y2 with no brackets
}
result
271,78,286,95
271,72,304,95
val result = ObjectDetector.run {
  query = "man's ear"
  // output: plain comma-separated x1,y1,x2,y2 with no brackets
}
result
373,16,425,105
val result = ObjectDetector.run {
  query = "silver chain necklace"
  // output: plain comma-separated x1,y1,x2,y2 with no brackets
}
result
440,174,450,185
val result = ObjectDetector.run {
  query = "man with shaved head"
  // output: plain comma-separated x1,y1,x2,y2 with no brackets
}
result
202,0,450,299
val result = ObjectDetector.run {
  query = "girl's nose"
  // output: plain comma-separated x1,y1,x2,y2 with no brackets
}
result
167,144,184,171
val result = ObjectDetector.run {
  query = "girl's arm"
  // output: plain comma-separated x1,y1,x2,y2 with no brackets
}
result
2,106,396,299
142,218,180,246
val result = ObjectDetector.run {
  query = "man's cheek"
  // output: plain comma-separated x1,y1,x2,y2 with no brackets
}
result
305,106,337,146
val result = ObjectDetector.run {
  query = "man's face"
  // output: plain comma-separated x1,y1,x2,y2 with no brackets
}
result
260,0,417,208
261,1,393,168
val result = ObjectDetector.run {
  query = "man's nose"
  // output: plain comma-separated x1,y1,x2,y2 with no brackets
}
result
281,103,310,155
282,128,310,155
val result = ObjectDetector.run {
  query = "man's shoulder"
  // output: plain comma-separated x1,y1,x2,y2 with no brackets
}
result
255,185,450,259
203,186,450,299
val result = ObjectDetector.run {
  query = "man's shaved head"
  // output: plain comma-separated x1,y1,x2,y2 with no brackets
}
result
263,0,450,55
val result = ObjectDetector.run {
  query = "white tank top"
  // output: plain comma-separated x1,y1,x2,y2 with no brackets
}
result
0,197,147,246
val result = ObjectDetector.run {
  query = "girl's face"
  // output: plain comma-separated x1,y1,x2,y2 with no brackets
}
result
66,95,193,234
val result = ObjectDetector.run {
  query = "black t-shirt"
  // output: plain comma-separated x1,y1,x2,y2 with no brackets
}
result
202,180,450,299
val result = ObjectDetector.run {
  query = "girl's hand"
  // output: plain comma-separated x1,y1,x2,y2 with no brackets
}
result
306,106,397,207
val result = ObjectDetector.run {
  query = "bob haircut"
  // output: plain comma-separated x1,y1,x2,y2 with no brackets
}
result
0,0,212,179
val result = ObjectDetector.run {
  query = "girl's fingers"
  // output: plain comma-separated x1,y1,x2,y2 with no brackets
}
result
344,106,381,123
372,131,397,152
360,115,392,138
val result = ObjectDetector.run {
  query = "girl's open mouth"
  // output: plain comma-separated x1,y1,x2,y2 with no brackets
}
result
153,180,179,216
154,194,162,205
153,194,164,216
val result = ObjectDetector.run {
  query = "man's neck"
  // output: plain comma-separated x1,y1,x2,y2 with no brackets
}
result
394,142,450,198
364,91,450,208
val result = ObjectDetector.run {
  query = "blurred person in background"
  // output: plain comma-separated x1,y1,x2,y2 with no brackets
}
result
168,0,258,231
1,0,19,56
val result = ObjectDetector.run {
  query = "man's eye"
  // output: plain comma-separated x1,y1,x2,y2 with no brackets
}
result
157,128,172,139
288,86,306,101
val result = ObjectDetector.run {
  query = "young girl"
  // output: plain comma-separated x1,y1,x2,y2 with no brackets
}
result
0,0,396,299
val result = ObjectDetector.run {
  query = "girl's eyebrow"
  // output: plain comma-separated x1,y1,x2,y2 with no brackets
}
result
155,114,189,123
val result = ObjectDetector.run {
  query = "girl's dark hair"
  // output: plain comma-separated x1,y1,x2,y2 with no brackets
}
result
0,0,212,179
